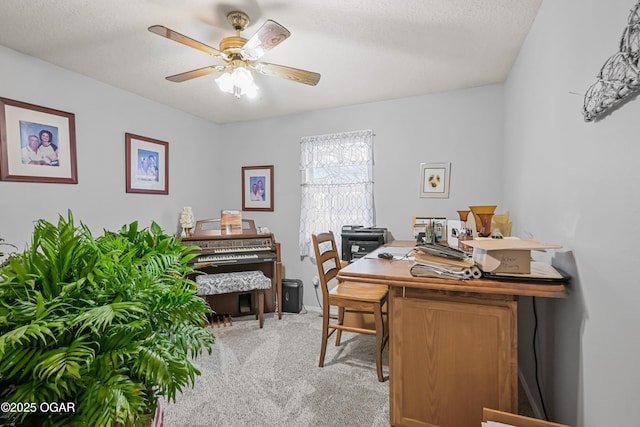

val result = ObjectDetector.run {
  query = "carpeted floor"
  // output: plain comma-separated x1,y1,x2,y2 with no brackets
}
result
161,309,390,427
160,309,535,426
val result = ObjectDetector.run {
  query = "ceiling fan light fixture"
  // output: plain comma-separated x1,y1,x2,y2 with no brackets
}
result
149,11,319,94
215,66,258,99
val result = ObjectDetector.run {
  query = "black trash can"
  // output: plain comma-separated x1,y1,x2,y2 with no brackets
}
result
282,279,303,313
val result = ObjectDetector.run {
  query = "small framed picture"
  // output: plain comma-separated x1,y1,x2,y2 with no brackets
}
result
125,133,168,195
242,165,274,211
0,97,78,183
420,162,450,198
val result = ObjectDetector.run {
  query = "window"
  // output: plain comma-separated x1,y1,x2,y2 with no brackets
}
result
299,129,375,257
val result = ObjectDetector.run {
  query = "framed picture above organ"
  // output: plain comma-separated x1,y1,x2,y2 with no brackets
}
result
242,165,274,211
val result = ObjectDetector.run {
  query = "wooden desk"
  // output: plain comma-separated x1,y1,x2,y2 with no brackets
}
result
337,244,568,427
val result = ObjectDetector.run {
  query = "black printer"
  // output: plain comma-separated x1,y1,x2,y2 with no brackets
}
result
340,225,388,261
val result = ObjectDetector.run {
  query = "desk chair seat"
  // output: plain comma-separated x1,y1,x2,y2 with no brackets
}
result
312,231,389,382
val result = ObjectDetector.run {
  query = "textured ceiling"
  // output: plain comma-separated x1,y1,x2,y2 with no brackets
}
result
0,0,542,124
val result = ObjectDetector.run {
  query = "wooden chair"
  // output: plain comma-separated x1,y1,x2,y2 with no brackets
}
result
483,408,570,427
312,231,389,382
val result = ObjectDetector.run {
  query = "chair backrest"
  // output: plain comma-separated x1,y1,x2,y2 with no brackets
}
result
311,231,342,299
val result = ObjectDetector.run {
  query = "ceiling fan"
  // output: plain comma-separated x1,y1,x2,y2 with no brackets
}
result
148,11,321,98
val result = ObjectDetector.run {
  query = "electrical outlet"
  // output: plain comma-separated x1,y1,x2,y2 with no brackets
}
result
312,276,319,287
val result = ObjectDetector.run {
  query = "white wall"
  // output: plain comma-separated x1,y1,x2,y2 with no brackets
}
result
0,46,222,248
217,85,505,308
504,1,640,426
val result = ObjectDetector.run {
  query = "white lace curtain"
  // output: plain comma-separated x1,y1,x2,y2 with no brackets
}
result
299,129,375,258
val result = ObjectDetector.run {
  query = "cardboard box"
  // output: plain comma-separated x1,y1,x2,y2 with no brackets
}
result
473,248,531,273
462,239,561,274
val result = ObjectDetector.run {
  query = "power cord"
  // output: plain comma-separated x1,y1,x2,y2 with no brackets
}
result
532,296,549,420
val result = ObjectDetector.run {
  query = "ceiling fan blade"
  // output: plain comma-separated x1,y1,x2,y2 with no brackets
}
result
253,62,321,86
166,65,225,82
148,25,223,58
241,20,291,60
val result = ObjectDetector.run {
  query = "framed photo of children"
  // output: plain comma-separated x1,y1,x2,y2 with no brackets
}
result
125,133,168,195
242,165,274,211
420,162,450,198
0,97,78,183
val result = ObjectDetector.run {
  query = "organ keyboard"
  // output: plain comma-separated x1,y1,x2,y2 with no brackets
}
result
195,253,260,265
183,219,282,319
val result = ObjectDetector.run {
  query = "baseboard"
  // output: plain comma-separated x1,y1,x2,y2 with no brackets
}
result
305,305,322,314
518,369,543,419
305,305,341,321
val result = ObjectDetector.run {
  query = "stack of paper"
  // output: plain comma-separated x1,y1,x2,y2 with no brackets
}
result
482,422,516,427
415,243,470,259
410,244,480,280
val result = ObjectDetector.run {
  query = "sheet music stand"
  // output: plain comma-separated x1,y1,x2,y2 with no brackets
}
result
193,219,257,236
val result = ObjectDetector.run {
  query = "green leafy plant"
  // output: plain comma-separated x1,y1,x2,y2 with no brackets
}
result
0,212,214,426
0,237,17,262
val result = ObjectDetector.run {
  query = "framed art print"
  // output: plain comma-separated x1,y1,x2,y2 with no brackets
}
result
242,165,274,211
0,97,78,183
125,133,168,195
420,162,450,198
